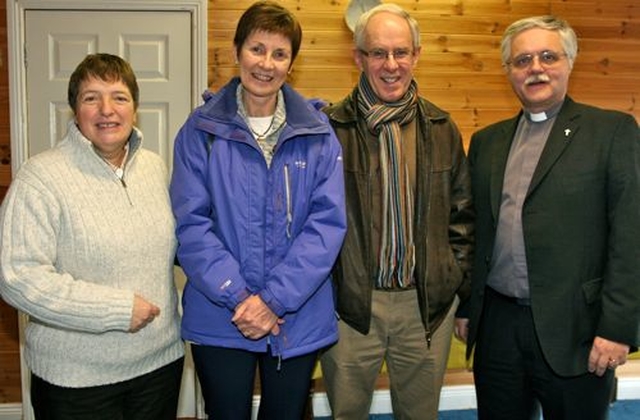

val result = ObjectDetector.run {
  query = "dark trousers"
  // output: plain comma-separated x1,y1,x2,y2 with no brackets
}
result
474,287,614,420
191,344,317,420
31,357,184,420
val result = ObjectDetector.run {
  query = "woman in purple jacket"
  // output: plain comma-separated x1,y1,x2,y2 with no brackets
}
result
169,2,346,419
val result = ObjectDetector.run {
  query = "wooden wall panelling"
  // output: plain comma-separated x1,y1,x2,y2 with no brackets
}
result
207,0,639,146
0,1,10,190
0,300,21,402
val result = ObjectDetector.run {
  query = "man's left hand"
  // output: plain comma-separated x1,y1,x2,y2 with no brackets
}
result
588,336,630,377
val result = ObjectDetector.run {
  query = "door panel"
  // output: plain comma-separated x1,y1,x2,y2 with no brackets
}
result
25,10,192,168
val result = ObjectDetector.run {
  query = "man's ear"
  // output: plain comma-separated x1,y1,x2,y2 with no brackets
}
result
353,48,364,71
411,45,422,68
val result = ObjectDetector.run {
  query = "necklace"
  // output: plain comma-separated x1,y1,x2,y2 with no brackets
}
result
247,115,275,141
95,145,127,179
103,158,125,179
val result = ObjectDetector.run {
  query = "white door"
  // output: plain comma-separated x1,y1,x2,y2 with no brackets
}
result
25,10,191,167
8,2,208,419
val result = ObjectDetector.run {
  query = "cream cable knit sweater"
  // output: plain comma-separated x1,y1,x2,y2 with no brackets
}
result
0,122,184,387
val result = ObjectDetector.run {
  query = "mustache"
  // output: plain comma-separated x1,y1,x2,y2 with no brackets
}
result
525,74,551,85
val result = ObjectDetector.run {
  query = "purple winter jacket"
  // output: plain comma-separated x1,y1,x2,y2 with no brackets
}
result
170,78,346,359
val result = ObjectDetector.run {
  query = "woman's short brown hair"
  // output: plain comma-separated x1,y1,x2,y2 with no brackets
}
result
233,1,302,62
67,53,139,113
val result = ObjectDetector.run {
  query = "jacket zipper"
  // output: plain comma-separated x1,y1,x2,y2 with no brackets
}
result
283,164,292,239
104,161,133,206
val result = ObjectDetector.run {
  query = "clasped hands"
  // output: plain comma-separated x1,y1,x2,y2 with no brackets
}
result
232,294,284,340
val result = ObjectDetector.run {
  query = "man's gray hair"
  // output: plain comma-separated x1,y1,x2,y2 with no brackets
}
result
501,15,578,69
353,3,421,50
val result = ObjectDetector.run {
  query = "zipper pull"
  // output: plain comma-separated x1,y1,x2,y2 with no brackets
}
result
283,164,292,238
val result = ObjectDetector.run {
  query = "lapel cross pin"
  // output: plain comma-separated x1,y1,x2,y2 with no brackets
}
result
564,128,571,137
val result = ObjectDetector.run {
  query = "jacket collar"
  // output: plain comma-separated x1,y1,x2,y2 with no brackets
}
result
195,77,331,137
528,96,580,195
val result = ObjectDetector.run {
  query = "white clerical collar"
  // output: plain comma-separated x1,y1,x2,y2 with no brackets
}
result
523,102,563,123
528,111,548,122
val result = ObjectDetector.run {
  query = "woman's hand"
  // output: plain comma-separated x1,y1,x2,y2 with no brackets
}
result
232,295,283,339
129,294,160,333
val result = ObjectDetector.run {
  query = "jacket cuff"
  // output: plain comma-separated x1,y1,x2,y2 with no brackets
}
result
258,288,286,318
229,287,252,310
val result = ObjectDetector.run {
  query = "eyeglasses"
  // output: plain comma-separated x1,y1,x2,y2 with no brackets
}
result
506,50,567,70
359,48,415,63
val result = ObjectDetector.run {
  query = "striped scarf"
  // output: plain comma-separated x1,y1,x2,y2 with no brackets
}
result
357,74,417,288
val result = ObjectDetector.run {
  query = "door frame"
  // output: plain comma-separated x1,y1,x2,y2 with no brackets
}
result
8,0,208,168
6,1,208,418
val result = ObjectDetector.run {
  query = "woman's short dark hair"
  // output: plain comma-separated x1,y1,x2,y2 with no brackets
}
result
233,1,302,61
67,53,139,112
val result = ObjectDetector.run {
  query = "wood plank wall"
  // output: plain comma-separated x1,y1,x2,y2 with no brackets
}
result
0,0,638,405
208,0,639,147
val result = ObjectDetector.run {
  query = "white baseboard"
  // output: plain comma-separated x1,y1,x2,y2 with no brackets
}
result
310,385,477,417
3,377,640,419
0,403,21,420
617,376,640,400
310,377,640,418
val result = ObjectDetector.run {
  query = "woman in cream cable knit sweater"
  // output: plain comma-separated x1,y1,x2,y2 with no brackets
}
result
0,54,184,419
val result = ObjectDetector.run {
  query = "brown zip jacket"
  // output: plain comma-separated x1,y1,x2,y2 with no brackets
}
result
323,89,474,342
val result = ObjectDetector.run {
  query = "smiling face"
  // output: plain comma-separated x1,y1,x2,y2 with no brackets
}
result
506,28,572,113
236,30,292,116
75,76,136,162
354,11,420,103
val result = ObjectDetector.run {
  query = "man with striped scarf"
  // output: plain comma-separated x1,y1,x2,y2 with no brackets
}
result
320,3,474,419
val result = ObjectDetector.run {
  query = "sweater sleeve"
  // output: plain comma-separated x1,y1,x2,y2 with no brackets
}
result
0,169,134,333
